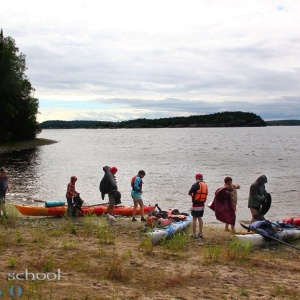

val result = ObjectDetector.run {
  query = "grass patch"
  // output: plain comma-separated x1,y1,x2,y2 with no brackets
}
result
7,257,18,268
106,250,129,281
203,244,222,264
1,217,300,299
225,239,252,261
161,231,189,254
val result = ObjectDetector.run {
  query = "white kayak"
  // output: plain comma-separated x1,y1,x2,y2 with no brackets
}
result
147,215,192,245
235,228,300,247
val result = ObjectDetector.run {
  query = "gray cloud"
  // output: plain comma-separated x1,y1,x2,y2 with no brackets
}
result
2,0,300,122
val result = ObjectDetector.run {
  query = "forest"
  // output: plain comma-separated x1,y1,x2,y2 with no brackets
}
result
0,29,40,142
40,111,266,129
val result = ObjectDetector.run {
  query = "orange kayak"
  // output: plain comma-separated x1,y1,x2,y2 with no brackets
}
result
15,203,156,217
15,204,103,217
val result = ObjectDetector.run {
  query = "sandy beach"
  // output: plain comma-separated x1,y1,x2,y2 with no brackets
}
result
1,208,300,300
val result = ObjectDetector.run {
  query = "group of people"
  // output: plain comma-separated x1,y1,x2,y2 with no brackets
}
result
65,166,147,221
65,168,269,235
188,173,269,238
1,164,269,235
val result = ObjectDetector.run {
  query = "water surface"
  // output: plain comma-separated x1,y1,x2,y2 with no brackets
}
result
1,127,299,224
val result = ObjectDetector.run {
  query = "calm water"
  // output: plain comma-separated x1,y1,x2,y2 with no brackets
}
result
1,127,299,224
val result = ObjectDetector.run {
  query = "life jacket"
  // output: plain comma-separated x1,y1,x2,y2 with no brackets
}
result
131,176,143,191
193,182,208,203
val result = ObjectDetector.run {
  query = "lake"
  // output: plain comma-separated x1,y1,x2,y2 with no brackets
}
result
1,127,299,224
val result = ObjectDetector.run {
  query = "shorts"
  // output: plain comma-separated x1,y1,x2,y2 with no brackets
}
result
191,210,204,218
108,193,117,206
131,193,142,201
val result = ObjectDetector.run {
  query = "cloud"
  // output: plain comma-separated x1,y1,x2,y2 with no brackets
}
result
2,0,300,122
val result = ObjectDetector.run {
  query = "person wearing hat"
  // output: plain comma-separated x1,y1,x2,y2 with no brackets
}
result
66,176,80,217
248,175,269,223
0,167,10,218
99,166,121,216
224,176,240,233
107,166,120,216
188,173,208,238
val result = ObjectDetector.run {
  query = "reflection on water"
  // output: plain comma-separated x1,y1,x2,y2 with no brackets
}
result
0,148,41,202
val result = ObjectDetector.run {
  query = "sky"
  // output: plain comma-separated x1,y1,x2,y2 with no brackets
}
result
1,0,300,122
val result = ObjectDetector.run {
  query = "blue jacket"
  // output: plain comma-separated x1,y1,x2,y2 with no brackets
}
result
131,176,143,195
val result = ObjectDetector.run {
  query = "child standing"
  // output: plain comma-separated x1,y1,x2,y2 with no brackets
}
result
131,170,146,222
188,173,208,238
66,176,79,216
224,176,240,233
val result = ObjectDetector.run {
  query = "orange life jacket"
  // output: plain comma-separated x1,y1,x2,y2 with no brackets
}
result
193,182,208,203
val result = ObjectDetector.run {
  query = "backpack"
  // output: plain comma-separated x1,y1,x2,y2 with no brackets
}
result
249,220,279,242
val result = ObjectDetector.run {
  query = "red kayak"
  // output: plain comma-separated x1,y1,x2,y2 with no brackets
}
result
282,216,300,226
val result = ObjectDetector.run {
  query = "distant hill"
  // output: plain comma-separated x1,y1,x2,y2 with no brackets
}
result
265,120,300,126
40,111,266,129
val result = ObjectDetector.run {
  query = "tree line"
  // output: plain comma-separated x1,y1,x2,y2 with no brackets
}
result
0,29,40,143
40,111,266,129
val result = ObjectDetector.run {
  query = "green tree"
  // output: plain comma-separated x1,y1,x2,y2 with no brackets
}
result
0,29,40,142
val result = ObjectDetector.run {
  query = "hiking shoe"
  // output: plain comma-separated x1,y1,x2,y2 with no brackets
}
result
190,233,198,238
141,217,147,222
132,218,137,222
198,232,203,238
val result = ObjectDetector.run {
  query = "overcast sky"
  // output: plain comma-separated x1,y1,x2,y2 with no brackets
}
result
2,0,300,122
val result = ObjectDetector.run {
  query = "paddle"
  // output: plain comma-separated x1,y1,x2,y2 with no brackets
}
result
240,223,300,251
155,203,162,212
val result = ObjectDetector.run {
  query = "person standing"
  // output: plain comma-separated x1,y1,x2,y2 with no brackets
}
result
0,167,10,218
106,166,120,216
131,170,146,222
188,173,208,238
66,176,79,216
224,176,240,233
248,175,268,223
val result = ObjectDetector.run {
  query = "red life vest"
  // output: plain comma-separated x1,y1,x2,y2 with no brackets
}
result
193,182,208,203
131,176,143,191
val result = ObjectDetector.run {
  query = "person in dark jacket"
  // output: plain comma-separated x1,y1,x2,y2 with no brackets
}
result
99,166,121,216
248,175,268,223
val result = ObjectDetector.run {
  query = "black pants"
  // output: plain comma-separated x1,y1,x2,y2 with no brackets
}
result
66,197,73,216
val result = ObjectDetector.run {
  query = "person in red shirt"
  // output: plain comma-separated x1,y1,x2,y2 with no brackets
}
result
66,176,79,216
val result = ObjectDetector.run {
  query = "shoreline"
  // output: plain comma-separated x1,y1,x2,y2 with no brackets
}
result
0,138,57,154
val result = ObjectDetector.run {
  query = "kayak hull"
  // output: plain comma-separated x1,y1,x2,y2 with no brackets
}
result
235,228,300,246
101,204,155,216
15,203,156,217
147,215,192,244
15,204,103,216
